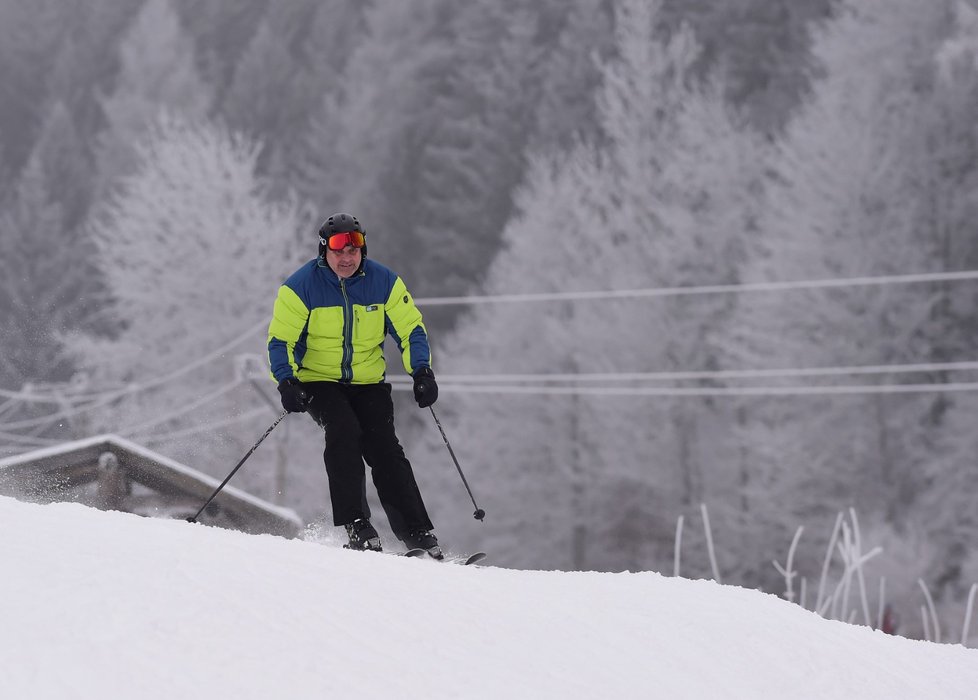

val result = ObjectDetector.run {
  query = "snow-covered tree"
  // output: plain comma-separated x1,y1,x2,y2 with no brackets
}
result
298,0,454,282
0,100,108,389
73,115,305,478
171,0,266,102
911,0,978,596
406,149,608,570
719,0,966,590
301,0,614,309
659,0,834,134
530,0,614,154
93,0,211,204
571,1,767,574
0,155,69,387
223,0,364,192
0,0,63,176
30,101,94,229
408,0,763,572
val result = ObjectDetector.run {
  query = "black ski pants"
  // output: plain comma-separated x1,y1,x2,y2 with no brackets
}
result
303,381,432,539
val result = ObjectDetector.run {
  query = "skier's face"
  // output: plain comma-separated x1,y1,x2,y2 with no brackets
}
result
325,245,362,278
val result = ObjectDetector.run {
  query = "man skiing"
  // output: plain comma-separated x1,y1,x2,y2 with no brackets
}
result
266,213,442,557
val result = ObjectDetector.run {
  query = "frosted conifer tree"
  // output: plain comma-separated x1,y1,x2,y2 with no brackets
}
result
0,156,67,387
0,102,103,389
911,0,978,594
531,0,613,154
407,149,606,570
93,0,211,205
721,0,957,585
409,0,762,572
299,0,456,293
568,0,766,574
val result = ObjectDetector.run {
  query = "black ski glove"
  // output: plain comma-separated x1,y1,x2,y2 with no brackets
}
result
413,367,438,408
278,377,310,413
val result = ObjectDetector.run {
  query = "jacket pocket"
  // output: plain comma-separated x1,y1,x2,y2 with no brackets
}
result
352,304,385,348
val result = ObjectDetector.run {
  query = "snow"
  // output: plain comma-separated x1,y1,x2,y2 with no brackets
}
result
2,496,977,699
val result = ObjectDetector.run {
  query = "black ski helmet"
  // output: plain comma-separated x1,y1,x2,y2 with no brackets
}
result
318,212,366,259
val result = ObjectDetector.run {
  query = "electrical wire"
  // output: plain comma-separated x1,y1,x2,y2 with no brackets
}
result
110,379,246,436
386,360,978,385
127,407,270,444
0,322,268,427
0,318,267,404
0,430,64,447
0,373,250,433
411,380,978,397
10,368,978,456
413,269,978,306
5,265,978,438
5,266,978,404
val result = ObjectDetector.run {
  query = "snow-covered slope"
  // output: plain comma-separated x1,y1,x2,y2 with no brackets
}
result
2,496,976,699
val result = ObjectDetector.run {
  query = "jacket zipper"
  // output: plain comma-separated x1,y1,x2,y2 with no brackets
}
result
339,277,354,382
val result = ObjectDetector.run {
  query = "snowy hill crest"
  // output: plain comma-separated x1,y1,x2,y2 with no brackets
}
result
2,496,977,700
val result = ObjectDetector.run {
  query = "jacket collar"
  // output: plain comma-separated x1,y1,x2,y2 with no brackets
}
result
317,256,367,283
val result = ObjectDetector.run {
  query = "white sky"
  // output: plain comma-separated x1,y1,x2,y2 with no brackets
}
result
2,495,977,699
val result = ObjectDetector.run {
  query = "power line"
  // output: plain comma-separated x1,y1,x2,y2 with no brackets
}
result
0,430,64,447
5,266,978,427
0,381,122,403
0,405,270,458
386,360,978,384
5,267,978,404
0,319,267,405
5,374,975,457
412,380,978,397
414,269,978,306
0,321,268,425
128,407,270,444
111,380,246,436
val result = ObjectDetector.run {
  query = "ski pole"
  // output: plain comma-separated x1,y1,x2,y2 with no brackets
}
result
186,408,289,524
429,406,485,521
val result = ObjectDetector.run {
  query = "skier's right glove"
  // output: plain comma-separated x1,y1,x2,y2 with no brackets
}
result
277,377,310,413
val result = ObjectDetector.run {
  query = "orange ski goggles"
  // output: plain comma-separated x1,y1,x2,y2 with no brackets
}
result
321,231,366,251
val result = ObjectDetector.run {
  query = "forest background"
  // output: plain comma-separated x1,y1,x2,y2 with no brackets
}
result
3,0,978,640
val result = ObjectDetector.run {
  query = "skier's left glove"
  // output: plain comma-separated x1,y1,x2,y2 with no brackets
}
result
413,367,438,408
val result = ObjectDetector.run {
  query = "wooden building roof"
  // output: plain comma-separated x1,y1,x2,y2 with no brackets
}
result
0,434,302,538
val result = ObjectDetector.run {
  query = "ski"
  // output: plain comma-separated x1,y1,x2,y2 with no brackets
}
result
449,552,487,566
343,545,426,557
389,548,487,564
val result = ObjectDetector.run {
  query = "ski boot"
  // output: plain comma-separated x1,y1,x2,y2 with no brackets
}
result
404,529,443,560
345,518,382,552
